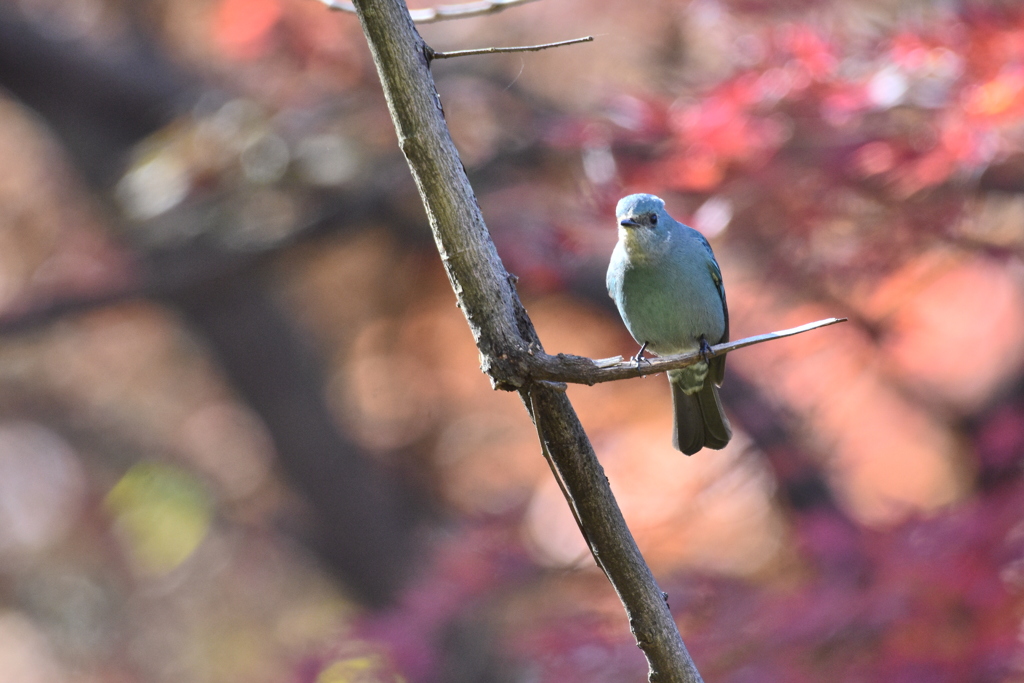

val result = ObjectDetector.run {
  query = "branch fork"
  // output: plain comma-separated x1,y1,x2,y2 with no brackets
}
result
321,0,591,63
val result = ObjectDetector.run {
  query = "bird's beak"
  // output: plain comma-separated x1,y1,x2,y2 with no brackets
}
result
619,218,640,228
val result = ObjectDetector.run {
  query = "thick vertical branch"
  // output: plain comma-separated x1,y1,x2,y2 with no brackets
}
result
529,388,703,682
348,1,703,680
351,0,534,390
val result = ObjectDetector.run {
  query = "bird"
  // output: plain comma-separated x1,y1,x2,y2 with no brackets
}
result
606,193,732,455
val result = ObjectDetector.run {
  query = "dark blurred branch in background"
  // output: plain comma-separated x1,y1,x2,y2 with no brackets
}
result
0,189,413,334
980,156,1024,195
348,0,702,680
169,269,425,605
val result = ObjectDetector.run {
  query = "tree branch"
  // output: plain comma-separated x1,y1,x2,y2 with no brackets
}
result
346,0,703,680
429,36,593,60
320,0,540,23
528,317,848,385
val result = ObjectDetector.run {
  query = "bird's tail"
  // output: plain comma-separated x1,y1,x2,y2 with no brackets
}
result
671,377,732,455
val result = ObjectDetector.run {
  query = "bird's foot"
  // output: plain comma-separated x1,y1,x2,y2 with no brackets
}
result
698,337,714,365
631,341,651,369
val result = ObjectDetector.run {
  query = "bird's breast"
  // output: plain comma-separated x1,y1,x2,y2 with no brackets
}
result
611,248,725,355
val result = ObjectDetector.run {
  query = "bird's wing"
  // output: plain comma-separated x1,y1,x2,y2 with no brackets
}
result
606,242,624,298
697,233,729,385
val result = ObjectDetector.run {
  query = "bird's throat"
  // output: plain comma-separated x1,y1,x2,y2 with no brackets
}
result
620,227,667,263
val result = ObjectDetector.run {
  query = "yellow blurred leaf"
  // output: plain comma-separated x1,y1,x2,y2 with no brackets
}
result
105,463,212,574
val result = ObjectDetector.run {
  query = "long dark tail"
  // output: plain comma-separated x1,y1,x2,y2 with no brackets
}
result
671,379,732,455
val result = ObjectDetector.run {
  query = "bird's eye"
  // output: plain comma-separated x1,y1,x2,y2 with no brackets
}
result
649,213,658,225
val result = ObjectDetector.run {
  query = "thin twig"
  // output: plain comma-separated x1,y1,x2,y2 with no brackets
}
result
319,0,540,23
430,35,593,59
529,390,592,554
528,317,848,386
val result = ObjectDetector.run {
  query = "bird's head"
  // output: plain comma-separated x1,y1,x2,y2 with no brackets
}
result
615,193,671,251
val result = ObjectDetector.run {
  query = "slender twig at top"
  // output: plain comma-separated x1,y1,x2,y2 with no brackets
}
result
319,0,540,23
430,35,593,59
429,35,593,59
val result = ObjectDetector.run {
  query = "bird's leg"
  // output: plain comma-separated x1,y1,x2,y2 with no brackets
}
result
698,336,713,365
631,341,651,369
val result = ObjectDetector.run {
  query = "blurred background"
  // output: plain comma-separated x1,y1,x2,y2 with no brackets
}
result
1,0,1024,681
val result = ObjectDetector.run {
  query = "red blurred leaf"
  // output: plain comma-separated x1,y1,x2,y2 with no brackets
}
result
214,0,283,60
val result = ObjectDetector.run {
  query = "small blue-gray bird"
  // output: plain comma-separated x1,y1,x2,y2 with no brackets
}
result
606,193,732,455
